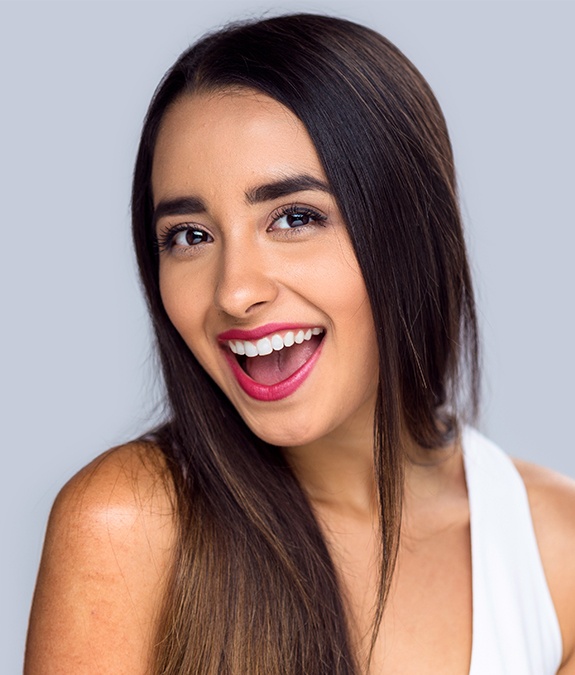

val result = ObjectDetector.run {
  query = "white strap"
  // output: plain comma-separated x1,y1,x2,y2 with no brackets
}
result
463,428,562,674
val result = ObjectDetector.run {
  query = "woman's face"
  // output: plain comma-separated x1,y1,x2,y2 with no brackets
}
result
152,89,379,447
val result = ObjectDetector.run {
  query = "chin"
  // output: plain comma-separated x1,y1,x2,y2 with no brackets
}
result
245,415,322,449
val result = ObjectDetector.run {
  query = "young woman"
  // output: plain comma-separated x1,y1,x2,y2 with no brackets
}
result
25,13,575,674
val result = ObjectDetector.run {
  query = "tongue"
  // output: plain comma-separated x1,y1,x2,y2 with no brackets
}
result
245,335,321,385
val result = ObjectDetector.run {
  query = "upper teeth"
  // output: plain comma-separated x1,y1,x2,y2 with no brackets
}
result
228,327,323,357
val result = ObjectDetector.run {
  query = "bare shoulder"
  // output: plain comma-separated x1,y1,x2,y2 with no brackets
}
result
513,458,575,549
513,458,575,671
52,439,177,526
25,441,178,674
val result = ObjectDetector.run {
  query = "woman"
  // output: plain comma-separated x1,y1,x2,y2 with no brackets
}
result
25,13,575,674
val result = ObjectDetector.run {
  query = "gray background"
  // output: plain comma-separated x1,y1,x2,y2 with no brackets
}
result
2,1,573,671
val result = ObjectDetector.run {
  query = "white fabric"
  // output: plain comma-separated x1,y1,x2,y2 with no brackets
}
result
463,428,563,674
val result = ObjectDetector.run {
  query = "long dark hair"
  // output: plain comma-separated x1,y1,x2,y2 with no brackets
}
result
132,13,479,674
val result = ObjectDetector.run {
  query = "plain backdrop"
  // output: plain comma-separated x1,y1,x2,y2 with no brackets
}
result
2,1,573,671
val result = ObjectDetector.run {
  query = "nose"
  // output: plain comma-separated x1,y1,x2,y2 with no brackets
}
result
213,241,279,318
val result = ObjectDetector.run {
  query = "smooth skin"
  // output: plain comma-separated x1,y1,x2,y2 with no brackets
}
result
25,91,575,674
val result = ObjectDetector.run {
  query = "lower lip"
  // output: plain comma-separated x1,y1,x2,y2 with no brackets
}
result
223,339,324,402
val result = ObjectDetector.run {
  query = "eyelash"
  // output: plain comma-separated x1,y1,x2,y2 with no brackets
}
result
155,204,327,253
268,204,327,233
155,224,210,253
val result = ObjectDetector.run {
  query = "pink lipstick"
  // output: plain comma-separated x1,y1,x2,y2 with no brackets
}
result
218,324,325,402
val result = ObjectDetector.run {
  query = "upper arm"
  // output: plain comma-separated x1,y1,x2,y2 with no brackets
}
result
25,442,178,675
514,459,575,673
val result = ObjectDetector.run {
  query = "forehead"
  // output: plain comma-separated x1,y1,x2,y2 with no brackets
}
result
151,89,325,203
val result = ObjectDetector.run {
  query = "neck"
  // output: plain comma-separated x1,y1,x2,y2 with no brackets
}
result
282,400,377,516
283,416,464,521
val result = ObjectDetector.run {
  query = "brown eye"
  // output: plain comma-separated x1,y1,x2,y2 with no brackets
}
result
156,224,214,254
174,228,211,246
269,205,327,231
286,213,311,227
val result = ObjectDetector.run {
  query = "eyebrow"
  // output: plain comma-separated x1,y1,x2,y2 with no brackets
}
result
152,173,331,227
152,196,205,228
245,174,331,204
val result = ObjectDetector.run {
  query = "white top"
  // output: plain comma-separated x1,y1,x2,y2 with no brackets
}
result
463,428,563,674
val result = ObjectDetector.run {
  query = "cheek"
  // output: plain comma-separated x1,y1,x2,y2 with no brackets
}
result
314,259,374,334
328,268,379,375
306,234,372,321
305,257,378,372
159,268,208,352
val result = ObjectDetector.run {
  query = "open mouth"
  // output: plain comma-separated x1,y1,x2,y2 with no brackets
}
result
226,327,325,386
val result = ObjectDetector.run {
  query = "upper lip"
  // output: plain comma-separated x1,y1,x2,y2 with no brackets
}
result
217,322,323,342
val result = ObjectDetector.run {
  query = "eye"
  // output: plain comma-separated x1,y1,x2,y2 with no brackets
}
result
173,228,210,246
156,224,213,253
268,204,327,232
